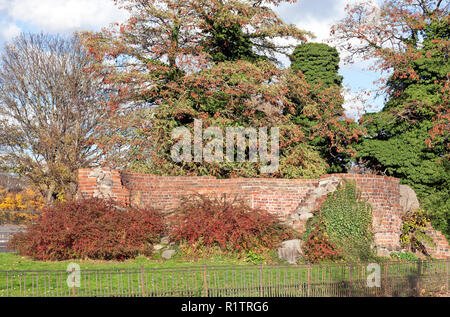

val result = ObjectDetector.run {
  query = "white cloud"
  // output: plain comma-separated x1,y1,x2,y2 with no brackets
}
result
5,0,128,33
0,22,21,42
0,0,9,11
274,0,364,43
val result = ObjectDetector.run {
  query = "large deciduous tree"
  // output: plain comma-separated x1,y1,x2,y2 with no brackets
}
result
332,0,449,237
80,0,361,178
331,0,449,146
0,33,109,204
82,0,310,109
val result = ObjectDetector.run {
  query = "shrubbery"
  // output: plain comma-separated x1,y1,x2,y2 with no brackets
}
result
0,185,44,225
400,209,435,256
390,251,418,261
0,186,44,212
9,198,166,261
169,194,295,255
302,219,341,263
303,182,376,262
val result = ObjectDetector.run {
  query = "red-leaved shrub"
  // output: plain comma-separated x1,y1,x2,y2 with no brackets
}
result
9,198,166,261
303,220,341,263
169,194,295,252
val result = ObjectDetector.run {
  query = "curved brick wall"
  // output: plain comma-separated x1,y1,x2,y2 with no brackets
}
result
77,168,449,259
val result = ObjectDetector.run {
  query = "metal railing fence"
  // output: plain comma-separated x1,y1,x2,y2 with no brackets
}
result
0,260,448,297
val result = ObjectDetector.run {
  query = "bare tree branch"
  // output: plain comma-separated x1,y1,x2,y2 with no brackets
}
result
0,33,110,204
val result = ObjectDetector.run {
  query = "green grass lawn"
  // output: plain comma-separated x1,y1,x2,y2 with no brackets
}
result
0,252,264,297
0,252,252,271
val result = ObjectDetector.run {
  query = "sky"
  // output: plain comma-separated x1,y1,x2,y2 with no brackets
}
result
0,0,386,117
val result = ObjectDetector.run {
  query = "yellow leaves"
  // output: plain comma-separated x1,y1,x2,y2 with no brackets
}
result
56,191,67,203
0,211,39,225
0,186,44,212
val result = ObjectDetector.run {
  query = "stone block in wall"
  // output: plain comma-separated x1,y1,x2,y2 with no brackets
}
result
399,184,420,215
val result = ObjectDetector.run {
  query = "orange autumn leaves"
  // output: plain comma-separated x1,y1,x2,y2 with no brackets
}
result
331,0,449,148
78,0,364,175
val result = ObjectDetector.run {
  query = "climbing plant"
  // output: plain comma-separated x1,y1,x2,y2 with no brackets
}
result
303,181,376,262
400,209,436,256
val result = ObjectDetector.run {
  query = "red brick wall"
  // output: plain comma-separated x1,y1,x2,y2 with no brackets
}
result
78,168,130,205
77,168,449,259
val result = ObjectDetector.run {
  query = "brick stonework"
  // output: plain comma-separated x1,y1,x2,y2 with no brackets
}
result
77,169,449,259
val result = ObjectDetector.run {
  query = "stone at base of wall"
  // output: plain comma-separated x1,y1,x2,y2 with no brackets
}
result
278,240,303,264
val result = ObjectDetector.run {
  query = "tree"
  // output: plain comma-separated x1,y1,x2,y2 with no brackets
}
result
332,0,449,237
0,33,110,204
81,0,361,178
141,59,329,178
81,0,311,109
290,43,343,87
287,43,360,172
331,0,449,147
357,112,449,238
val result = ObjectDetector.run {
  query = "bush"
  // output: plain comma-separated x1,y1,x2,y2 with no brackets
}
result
0,186,44,212
400,209,435,256
169,194,295,254
390,251,418,261
9,198,166,261
302,219,341,263
303,181,376,262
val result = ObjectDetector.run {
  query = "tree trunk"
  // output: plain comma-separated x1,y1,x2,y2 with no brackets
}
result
46,183,56,206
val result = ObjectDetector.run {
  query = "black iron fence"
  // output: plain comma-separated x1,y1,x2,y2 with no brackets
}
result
0,260,448,297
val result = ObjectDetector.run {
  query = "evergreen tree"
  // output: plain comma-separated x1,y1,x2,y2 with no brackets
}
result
288,43,356,173
349,3,450,237
290,43,343,87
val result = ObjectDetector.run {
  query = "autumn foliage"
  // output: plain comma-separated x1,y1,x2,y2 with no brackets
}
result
331,0,449,148
0,186,44,224
9,198,166,261
79,0,363,177
169,194,295,253
0,186,44,211
303,220,341,263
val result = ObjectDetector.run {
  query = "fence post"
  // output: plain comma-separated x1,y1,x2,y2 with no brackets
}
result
72,267,76,297
416,260,422,296
307,265,311,297
383,262,388,297
259,264,263,297
348,263,352,297
203,264,208,297
447,261,449,292
141,266,146,297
